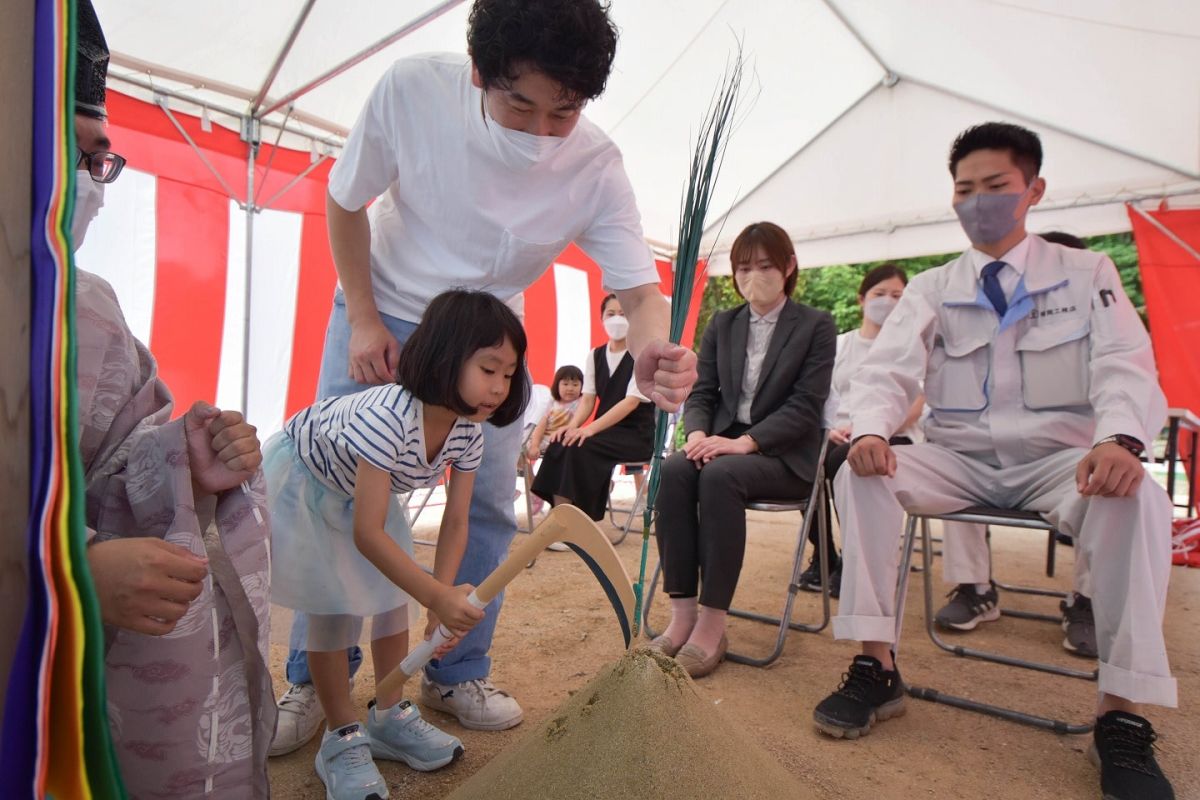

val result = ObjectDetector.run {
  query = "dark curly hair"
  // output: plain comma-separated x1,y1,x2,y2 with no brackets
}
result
467,0,619,102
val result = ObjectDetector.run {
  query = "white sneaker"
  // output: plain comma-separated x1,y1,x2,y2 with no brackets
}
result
269,682,326,757
420,675,524,731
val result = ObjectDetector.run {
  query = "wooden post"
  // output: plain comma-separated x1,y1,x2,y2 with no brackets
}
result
0,3,35,721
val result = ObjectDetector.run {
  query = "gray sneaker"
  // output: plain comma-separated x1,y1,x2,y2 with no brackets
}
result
366,700,463,772
1060,593,1098,658
934,583,1000,631
314,723,388,800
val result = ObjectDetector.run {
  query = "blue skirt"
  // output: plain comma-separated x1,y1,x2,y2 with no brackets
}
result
264,432,414,617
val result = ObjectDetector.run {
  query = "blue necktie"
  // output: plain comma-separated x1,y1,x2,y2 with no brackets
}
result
981,260,1008,317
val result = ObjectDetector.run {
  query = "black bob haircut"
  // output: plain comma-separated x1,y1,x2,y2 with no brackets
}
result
949,122,1043,184
599,292,619,316
396,289,529,427
467,0,619,102
551,364,584,400
859,262,908,297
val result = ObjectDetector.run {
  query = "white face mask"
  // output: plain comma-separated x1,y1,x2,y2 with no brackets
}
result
482,97,568,170
602,315,629,341
736,268,786,306
72,170,105,250
863,295,898,325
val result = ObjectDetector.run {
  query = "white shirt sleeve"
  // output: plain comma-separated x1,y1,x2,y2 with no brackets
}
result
327,64,404,212
574,160,661,291
1087,255,1166,447
583,352,597,395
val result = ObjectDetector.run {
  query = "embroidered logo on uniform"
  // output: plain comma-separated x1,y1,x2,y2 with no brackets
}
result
1029,305,1077,319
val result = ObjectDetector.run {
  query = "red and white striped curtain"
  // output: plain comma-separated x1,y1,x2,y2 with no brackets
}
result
80,91,705,436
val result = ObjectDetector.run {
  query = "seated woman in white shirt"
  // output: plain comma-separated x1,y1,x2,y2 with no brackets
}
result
531,294,654,523
802,264,919,596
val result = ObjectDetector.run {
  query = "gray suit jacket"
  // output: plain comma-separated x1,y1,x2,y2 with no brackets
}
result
684,298,836,481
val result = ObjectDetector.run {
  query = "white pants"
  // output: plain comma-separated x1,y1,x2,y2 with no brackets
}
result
941,520,1094,597
833,443,1176,707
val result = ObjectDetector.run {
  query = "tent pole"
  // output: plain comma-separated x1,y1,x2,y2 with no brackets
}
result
1129,204,1200,263
260,0,466,118
240,118,260,415
904,75,1200,183
156,96,241,199
250,0,318,115
110,69,347,141
821,0,894,78
260,154,331,211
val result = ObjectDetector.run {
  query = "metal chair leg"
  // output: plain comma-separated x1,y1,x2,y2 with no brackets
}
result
902,516,1096,734
642,485,831,667
611,470,649,546
726,487,830,667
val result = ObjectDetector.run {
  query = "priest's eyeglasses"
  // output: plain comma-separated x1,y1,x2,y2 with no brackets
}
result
77,148,126,184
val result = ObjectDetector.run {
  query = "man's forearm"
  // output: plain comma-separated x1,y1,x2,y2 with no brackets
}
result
326,191,378,325
615,284,670,357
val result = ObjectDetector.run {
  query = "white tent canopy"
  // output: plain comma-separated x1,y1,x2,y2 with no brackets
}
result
96,0,1200,272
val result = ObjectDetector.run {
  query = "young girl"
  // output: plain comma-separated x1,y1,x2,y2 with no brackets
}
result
265,289,528,800
525,364,584,461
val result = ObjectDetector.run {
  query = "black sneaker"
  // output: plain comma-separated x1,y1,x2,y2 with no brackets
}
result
934,582,1000,631
828,563,842,599
1060,593,1098,659
1089,711,1174,799
813,655,905,739
798,554,841,593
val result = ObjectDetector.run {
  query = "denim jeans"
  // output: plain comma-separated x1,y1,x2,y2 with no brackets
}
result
284,292,521,686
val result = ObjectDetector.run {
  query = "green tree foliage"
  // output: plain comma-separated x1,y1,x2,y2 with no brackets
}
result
692,232,1145,343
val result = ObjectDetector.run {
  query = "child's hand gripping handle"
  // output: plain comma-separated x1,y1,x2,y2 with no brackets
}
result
376,590,487,703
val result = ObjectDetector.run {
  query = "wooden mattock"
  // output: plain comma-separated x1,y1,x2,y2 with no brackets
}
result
0,2,34,724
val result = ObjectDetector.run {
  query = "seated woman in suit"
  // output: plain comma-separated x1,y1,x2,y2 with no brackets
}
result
649,222,836,677
532,294,655,526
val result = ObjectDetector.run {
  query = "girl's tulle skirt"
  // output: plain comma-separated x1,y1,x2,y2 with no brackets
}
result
265,432,414,617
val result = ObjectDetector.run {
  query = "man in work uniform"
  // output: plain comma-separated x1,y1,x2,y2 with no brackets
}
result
812,122,1176,800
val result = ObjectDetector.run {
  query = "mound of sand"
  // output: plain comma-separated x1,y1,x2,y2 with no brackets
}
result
444,649,808,800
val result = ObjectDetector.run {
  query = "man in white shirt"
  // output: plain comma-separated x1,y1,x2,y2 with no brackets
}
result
271,0,698,764
811,122,1175,800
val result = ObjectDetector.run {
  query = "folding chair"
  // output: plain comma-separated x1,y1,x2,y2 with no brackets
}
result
642,435,832,667
606,461,650,545
896,507,1097,734
605,415,677,546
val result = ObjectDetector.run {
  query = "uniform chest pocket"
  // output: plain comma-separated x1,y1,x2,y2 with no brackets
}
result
925,335,990,412
493,229,570,282
1016,321,1091,409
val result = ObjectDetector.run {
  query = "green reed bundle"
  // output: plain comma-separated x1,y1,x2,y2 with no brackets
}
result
633,51,746,638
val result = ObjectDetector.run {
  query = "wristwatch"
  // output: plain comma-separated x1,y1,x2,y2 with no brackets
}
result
1094,433,1145,457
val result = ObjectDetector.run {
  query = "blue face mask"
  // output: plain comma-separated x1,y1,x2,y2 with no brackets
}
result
953,183,1034,246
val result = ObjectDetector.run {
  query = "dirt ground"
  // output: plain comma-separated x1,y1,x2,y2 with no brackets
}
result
267,483,1200,799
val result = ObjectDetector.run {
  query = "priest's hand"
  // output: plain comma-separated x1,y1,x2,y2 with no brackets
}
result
185,401,261,496
88,537,208,635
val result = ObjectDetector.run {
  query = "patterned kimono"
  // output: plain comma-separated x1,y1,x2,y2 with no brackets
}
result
76,270,274,799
